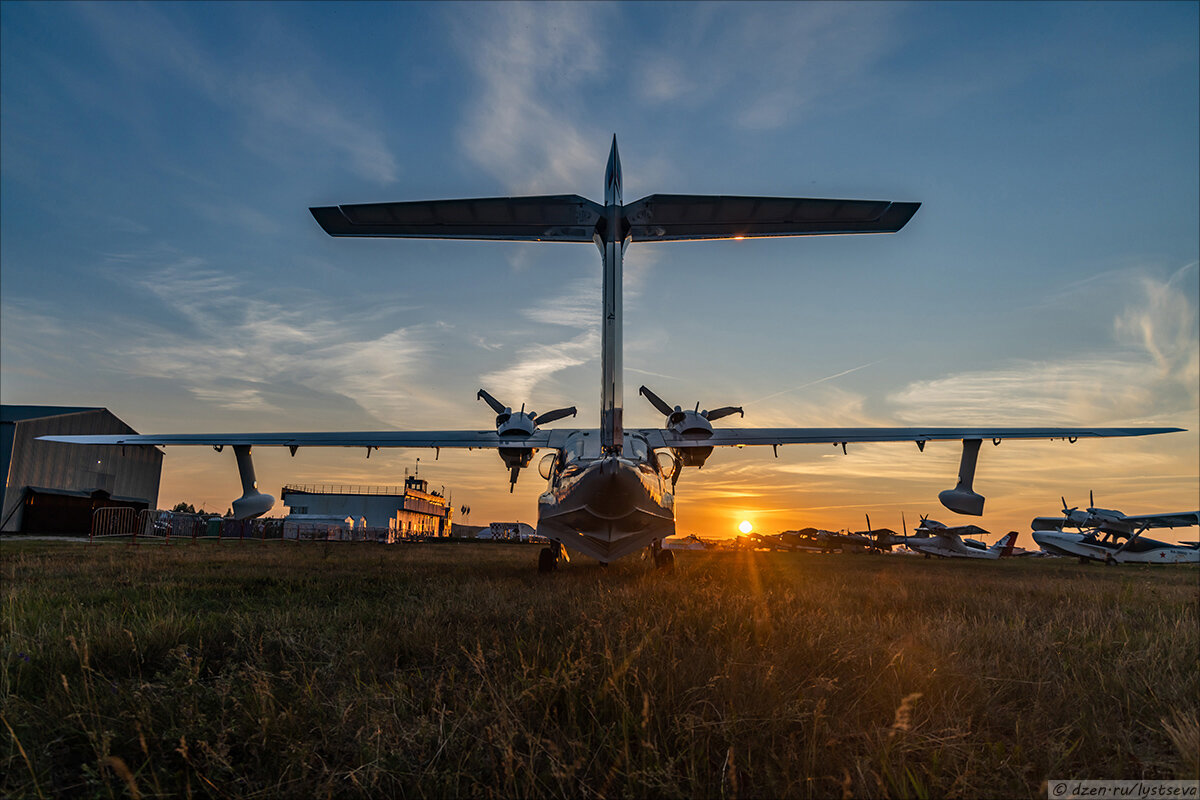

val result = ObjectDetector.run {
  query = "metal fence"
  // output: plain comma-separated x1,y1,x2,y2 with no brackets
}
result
89,509,421,545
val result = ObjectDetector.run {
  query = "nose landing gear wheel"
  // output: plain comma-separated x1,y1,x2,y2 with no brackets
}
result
538,547,557,573
654,549,674,571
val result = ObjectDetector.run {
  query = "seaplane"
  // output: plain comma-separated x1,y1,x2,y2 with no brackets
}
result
1031,494,1199,564
39,137,1185,572
903,517,1020,559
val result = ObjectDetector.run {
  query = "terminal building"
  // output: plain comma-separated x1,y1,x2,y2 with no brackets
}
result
281,475,453,536
1,406,163,533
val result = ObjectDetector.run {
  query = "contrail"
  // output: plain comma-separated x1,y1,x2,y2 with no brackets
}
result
744,361,880,406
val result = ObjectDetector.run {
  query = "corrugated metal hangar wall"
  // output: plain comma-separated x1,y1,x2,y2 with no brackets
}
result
1,406,163,533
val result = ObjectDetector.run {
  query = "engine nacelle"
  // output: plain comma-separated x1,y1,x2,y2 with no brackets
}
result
497,410,537,438
667,409,714,437
676,445,714,468
498,446,535,471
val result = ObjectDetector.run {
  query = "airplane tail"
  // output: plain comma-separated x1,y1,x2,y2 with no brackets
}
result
989,531,1019,557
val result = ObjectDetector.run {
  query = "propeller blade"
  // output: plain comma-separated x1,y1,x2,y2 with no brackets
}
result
477,389,507,415
533,406,577,426
1090,489,1094,508
704,405,745,422
639,385,675,417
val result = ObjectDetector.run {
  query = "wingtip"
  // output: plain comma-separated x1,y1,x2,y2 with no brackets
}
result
310,205,349,236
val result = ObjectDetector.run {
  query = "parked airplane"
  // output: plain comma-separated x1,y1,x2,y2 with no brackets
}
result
39,138,1184,571
1031,493,1199,538
774,528,870,553
904,517,1020,559
1031,496,1199,563
860,514,908,552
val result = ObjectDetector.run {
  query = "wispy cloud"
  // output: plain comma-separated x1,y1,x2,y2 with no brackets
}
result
75,3,397,184
85,250,432,424
889,266,1199,425
628,4,903,131
450,2,610,193
479,275,600,404
745,361,880,408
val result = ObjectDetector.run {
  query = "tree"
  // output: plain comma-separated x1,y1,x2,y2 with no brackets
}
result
171,501,197,514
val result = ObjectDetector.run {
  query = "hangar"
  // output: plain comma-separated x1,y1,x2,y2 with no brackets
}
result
1,406,163,534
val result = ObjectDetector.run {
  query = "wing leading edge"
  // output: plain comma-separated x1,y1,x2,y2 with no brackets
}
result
645,426,1184,449
37,430,557,449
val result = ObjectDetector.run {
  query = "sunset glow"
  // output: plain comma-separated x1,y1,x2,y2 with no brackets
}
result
738,520,754,535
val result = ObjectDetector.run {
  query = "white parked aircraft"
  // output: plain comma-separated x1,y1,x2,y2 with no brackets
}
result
903,518,1020,559
1031,495,1199,563
40,138,1184,571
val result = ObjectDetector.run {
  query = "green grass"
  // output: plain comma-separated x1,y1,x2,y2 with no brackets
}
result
2,540,1197,798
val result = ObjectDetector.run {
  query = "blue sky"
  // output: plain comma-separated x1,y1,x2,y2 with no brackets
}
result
2,1,1197,539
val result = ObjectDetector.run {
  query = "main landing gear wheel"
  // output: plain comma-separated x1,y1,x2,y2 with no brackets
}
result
538,541,568,574
654,549,675,570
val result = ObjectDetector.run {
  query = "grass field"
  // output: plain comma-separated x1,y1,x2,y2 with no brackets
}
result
2,539,1197,798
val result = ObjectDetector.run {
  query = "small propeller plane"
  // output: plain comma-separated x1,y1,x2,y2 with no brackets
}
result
1031,494,1199,563
901,516,1020,559
39,138,1184,571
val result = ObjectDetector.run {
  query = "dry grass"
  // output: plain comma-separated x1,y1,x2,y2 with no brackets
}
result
2,540,1197,798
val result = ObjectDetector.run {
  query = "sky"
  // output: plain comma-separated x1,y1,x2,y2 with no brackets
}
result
2,1,1197,543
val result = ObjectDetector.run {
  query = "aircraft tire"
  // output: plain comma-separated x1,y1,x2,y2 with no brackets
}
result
655,549,675,571
538,547,557,574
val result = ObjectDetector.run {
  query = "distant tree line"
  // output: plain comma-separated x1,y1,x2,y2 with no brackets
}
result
170,502,233,517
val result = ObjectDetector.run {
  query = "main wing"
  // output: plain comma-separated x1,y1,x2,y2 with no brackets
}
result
310,196,603,242
1120,511,1200,529
45,425,1182,451
641,426,1184,449
623,195,920,241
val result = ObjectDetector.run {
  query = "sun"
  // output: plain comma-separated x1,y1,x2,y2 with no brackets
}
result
738,520,753,534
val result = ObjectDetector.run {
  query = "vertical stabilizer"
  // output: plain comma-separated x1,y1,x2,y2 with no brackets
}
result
597,136,624,454
990,531,1018,557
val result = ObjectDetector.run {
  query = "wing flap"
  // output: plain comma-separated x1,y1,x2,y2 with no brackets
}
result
310,195,603,241
623,195,920,241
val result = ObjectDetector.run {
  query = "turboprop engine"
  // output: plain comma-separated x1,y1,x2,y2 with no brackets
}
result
477,389,576,491
638,385,743,468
